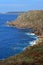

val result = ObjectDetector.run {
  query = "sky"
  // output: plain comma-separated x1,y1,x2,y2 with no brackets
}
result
0,0,43,12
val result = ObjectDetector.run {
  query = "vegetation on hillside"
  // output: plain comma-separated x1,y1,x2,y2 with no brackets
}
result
0,38,43,65
7,10,43,35
0,10,43,65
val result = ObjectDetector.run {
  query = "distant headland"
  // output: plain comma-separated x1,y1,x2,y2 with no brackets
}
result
0,10,43,65
7,10,43,36
0,12,25,14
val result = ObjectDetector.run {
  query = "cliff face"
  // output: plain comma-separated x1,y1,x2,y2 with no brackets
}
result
1,10,43,65
0,38,43,65
7,10,43,35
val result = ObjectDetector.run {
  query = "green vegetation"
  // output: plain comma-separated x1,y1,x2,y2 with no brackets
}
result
0,10,43,65
7,10,43,35
0,39,43,65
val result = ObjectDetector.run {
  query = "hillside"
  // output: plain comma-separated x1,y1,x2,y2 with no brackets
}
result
0,37,43,65
7,10,43,35
0,10,43,65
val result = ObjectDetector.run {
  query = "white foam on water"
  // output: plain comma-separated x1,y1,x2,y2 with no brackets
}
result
13,33,38,52
29,40,36,46
29,37,39,46
26,32,38,41
26,33,35,35
23,47,27,51
22,39,38,51
22,32,38,50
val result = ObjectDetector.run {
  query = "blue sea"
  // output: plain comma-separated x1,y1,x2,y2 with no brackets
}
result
0,14,37,60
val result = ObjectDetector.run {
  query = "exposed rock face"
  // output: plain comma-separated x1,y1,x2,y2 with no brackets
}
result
1,10,43,65
7,10,43,35
0,37,43,65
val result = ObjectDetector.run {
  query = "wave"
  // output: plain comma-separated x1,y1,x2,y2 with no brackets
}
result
29,40,37,46
25,33,38,39
23,39,38,51
26,33,38,45
26,33,35,35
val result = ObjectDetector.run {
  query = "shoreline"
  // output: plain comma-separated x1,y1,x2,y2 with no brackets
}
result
0,35,42,61
26,32,39,45
0,34,39,61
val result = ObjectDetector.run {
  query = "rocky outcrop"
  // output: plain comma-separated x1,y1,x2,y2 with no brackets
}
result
7,10,43,35
1,10,43,65
0,37,43,65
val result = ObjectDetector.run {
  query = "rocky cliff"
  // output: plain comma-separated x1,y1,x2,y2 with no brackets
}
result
1,10,43,65
7,10,43,35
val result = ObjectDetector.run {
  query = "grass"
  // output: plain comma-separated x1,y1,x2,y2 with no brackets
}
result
0,38,43,65
1,10,43,65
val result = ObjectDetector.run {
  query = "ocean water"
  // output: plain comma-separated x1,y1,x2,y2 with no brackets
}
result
0,14,37,60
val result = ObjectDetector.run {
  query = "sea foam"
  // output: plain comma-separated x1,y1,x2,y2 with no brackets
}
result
25,33,38,46
26,33,35,35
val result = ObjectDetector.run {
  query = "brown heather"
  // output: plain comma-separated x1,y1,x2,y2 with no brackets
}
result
0,10,43,65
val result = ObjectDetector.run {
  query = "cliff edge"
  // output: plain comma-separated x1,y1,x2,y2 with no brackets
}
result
7,10,43,35
1,10,43,65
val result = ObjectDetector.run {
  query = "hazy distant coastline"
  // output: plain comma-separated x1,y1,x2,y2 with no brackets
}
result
0,12,25,14
0,10,43,65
